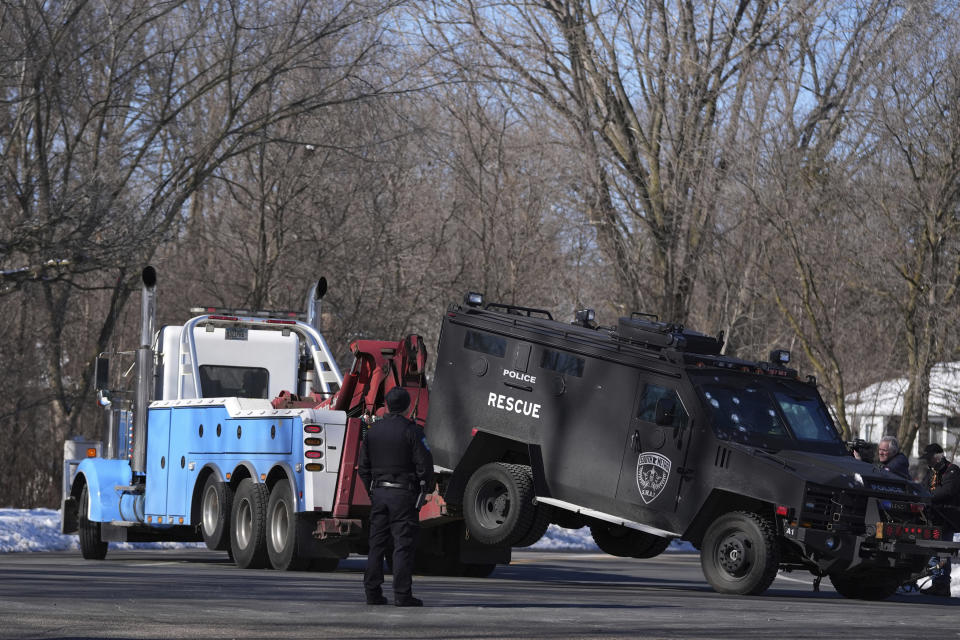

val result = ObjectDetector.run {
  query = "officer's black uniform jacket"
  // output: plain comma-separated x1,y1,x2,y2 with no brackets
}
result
358,412,434,493
926,459,960,506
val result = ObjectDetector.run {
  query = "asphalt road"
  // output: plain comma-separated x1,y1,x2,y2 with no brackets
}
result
1,548,957,639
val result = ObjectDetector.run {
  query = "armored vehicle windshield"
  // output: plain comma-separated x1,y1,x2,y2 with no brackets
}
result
691,373,846,455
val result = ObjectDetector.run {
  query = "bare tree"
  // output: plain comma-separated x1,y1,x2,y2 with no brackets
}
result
0,0,412,506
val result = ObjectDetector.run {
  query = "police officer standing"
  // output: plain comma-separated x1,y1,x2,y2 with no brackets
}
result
358,387,434,606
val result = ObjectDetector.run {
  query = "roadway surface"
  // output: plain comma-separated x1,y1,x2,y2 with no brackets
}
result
1,548,957,639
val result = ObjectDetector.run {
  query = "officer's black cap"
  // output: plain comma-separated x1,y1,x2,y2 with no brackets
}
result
385,387,410,414
921,443,944,462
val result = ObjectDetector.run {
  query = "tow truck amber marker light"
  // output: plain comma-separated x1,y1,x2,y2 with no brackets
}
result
875,522,884,538
305,463,324,472
86,448,97,457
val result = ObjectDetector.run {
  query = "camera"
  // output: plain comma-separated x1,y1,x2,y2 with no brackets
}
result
846,438,876,463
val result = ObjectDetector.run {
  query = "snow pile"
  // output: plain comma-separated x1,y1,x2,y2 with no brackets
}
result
0,508,696,554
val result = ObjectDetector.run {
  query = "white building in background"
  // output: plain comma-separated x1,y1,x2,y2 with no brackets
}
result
845,362,960,459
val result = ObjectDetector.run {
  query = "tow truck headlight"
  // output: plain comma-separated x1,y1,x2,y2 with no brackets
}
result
770,349,790,364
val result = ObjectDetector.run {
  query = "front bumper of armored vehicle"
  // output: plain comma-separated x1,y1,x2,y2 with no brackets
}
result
781,481,959,575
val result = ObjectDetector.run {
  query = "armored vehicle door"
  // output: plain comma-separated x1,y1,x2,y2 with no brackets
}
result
615,379,693,514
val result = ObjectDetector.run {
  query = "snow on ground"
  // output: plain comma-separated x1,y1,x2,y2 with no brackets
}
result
0,508,691,554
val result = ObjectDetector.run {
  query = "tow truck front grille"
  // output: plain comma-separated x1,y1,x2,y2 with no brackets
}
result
800,484,867,534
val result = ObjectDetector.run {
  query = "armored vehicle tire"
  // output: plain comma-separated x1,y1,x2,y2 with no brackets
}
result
78,484,108,560
829,570,902,600
700,511,779,595
630,533,672,559
590,522,636,557
463,462,537,546
513,503,552,548
200,475,233,551
266,481,311,571
460,563,497,578
231,478,270,569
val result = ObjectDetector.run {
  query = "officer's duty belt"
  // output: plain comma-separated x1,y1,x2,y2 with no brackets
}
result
374,480,413,490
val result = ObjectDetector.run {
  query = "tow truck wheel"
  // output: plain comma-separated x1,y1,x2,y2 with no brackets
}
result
231,478,270,569
200,475,233,551
309,557,340,572
700,511,779,595
828,569,902,600
78,484,108,560
463,462,537,546
266,481,310,571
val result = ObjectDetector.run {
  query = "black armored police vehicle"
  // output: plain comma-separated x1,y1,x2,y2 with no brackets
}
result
425,294,960,599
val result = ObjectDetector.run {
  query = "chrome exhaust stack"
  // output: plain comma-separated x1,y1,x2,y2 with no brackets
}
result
131,266,157,474
305,276,328,333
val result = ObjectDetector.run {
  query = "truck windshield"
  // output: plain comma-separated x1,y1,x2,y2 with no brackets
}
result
692,374,845,454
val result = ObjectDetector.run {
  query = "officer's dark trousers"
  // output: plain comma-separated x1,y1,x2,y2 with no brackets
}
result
364,487,420,598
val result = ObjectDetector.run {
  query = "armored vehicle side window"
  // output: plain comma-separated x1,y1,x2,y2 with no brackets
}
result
539,349,584,377
199,365,269,399
637,384,688,429
464,331,506,357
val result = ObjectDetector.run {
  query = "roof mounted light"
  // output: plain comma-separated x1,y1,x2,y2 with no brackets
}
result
464,292,484,307
574,308,596,328
769,349,790,364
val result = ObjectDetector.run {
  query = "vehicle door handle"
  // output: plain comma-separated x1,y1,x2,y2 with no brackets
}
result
504,381,533,392
630,430,641,452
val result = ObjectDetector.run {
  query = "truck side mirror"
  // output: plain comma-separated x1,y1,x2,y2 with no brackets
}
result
95,357,110,391
655,397,676,426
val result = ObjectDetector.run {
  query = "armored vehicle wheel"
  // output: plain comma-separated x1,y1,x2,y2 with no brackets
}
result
590,522,646,557
700,511,779,595
200,474,233,551
78,484,108,560
266,481,310,571
460,563,496,578
513,503,552,548
231,478,270,569
829,569,902,600
630,533,672,559
463,462,537,546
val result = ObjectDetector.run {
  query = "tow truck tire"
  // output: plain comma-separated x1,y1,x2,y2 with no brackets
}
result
78,484,108,560
700,511,779,595
231,478,270,569
266,481,310,571
463,462,537,546
200,475,233,551
828,569,901,600
309,557,340,572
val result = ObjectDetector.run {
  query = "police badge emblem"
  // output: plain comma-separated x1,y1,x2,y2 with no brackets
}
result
636,452,671,504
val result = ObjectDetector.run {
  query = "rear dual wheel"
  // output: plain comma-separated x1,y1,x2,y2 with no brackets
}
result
463,463,549,547
231,478,270,569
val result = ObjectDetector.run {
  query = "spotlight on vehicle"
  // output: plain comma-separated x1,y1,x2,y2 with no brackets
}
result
464,292,484,307
770,349,790,364
574,308,596,328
